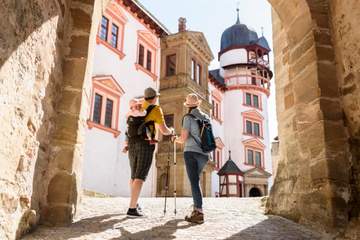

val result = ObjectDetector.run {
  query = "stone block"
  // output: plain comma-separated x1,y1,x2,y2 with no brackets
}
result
47,172,76,205
318,62,340,98
42,205,73,226
71,8,92,32
69,35,90,58
57,89,83,115
53,146,75,171
63,58,87,89
284,94,294,110
52,112,80,143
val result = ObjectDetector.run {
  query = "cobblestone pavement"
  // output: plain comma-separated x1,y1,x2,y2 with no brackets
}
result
24,197,326,240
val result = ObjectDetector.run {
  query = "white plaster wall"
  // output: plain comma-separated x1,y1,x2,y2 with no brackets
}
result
223,87,271,175
220,48,248,68
211,172,219,197
82,6,161,197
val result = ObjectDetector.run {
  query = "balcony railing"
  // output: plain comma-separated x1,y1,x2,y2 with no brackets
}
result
225,74,271,91
249,58,270,68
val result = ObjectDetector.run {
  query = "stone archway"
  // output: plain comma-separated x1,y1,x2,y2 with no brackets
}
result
1,0,359,239
249,187,262,197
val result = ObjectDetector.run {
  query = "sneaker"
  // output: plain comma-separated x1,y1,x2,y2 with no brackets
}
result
185,210,204,224
127,208,143,218
136,204,142,213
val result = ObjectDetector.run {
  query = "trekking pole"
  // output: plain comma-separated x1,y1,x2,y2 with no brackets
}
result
163,141,171,215
173,140,177,215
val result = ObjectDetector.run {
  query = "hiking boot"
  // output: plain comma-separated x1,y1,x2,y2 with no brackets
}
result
185,210,204,224
127,208,144,218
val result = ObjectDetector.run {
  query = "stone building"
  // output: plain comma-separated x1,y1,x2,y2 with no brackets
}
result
156,18,215,197
1,0,360,239
210,9,272,197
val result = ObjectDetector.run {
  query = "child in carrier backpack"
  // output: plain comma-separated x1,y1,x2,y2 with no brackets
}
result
123,98,154,153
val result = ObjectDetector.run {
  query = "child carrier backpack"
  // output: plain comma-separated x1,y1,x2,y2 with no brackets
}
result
184,113,216,153
126,105,156,141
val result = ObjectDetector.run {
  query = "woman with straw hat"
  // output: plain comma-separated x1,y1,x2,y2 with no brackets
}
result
175,93,210,224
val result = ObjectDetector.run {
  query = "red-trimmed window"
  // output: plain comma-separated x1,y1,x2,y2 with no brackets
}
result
243,138,265,168
135,30,159,80
110,23,119,48
138,44,145,66
244,92,261,109
96,2,127,59
246,148,263,168
211,89,223,123
213,148,222,170
212,98,221,122
100,16,109,41
244,119,262,137
87,76,125,137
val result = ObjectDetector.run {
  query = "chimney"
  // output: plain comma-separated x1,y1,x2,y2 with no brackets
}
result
178,17,187,32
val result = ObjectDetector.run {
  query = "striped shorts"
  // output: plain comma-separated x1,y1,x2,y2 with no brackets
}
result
128,141,155,181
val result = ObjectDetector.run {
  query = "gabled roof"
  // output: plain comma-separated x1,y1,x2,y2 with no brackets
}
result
120,0,170,36
244,167,272,178
218,153,243,176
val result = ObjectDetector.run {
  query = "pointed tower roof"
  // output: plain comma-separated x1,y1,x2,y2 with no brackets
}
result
218,151,243,176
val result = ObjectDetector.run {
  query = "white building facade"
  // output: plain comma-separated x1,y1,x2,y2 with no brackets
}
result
209,12,273,197
82,0,169,197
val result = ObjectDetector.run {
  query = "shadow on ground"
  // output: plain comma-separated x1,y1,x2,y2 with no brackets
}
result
23,214,127,239
224,216,324,240
110,219,195,240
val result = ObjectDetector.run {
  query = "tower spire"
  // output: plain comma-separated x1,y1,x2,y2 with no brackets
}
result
236,1,240,24
229,150,232,160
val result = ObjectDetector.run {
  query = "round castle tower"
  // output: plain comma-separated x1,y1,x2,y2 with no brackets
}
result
210,8,273,197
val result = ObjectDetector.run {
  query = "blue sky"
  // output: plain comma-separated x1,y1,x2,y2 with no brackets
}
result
138,0,278,140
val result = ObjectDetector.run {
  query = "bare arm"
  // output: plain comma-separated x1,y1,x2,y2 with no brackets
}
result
175,129,189,144
158,123,173,136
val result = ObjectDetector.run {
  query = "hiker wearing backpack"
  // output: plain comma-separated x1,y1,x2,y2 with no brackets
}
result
174,93,216,224
124,87,175,218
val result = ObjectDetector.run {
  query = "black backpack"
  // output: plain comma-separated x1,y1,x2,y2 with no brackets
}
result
184,113,216,153
126,105,156,141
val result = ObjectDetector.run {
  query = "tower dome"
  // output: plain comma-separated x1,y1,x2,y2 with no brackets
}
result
220,8,259,52
220,23,258,52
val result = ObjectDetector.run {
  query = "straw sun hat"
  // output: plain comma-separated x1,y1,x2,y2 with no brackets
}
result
184,93,202,108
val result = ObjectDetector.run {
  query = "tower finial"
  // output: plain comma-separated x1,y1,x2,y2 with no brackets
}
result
229,150,232,160
261,26,264,36
236,1,240,24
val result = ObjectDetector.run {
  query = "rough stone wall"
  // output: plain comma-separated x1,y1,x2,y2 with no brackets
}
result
267,0,350,235
0,0,110,239
0,0,65,239
329,0,360,237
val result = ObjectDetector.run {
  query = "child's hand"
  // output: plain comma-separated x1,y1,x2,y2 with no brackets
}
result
122,146,129,153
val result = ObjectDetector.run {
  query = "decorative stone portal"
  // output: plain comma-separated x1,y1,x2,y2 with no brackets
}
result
1,0,360,239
